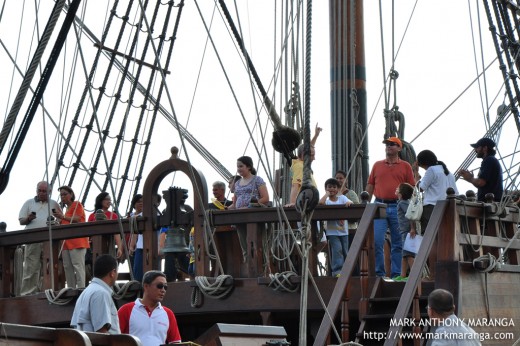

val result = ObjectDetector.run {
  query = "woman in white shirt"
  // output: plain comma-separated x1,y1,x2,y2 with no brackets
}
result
415,150,458,280
416,149,459,231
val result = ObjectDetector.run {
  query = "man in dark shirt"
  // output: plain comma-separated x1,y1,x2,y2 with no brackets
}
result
459,137,503,201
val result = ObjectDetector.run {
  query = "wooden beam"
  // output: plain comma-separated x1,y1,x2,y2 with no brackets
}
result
0,218,147,246
209,204,383,226
458,233,520,250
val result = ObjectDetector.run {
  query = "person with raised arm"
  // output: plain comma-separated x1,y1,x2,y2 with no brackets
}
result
286,123,322,207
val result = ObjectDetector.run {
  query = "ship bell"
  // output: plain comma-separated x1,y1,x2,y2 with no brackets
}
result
162,226,190,253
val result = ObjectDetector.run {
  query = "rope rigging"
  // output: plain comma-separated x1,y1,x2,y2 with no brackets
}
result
47,0,191,218
378,1,416,166
3,4,520,346
217,0,301,163
0,0,67,160
86,0,150,207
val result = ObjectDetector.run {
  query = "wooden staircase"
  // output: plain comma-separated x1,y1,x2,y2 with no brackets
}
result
355,278,434,345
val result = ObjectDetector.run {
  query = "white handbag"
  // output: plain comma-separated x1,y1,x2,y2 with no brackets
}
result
405,184,423,221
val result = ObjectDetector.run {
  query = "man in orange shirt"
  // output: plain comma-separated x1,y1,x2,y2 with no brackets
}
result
366,137,415,279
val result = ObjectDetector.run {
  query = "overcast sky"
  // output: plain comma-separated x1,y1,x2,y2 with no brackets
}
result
0,1,516,230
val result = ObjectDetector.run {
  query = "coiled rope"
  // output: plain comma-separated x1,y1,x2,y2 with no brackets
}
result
190,275,233,308
44,287,74,305
112,280,141,300
268,271,300,293
45,279,140,305
472,252,497,320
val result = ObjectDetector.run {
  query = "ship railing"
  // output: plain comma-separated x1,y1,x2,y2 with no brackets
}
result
382,197,520,346
205,204,385,279
0,322,143,345
312,203,382,345
0,218,146,298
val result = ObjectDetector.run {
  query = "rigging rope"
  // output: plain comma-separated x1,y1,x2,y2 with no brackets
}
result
298,1,313,344
0,0,66,157
67,4,232,183
53,0,120,195
112,0,173,204
96,0,150,203
468,0,492,129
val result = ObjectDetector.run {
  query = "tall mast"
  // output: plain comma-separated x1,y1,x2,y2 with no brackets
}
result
329,0,369,192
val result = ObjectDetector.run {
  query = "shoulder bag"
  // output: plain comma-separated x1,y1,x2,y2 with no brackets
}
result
405,184,423,221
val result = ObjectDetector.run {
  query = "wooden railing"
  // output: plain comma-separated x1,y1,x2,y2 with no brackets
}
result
0,322,143,345
0,218,146,297
313,203,380,345
205,204,382,279
383,198,520,346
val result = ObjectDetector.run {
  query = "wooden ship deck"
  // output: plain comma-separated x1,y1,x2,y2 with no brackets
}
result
0,155,519,345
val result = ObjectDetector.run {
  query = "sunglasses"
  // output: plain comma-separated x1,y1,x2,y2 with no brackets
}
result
156,283,168,290
385,142,398,147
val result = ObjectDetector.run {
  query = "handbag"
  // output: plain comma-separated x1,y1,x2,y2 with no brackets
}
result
405,184,423,221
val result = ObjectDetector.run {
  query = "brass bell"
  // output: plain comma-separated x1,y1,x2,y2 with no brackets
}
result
162,226,190,253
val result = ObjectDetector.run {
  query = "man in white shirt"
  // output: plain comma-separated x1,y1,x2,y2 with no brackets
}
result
427,289,481,346
71,254,120,334
118,270,181,345
18,181,61,295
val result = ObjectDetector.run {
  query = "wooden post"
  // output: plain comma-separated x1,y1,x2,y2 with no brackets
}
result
0,246,14,297
42,240,62,290
341,280,351,342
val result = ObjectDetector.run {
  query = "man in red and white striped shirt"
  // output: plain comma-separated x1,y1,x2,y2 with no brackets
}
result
118,271,181,345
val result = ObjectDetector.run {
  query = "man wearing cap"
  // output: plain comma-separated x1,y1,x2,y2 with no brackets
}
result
426,289,481,345
365,137,416,279
458,137,503,202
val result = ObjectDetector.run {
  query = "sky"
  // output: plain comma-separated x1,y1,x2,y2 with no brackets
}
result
0,0,517,231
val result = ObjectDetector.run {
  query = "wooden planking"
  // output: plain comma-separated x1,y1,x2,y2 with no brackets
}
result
459,267,520,345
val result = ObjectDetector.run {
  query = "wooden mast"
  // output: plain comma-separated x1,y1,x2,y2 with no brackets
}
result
329,0,369,191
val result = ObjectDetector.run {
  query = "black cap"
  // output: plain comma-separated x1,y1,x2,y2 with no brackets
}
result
470,137,495,149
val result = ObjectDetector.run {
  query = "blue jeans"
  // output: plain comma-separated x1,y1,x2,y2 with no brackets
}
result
327,235,349,276
133,249,143,282
374,203,402,278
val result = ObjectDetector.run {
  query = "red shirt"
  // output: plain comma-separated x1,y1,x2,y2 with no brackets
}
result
118,299,181,344
88,210,118,222
367,158,415,200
